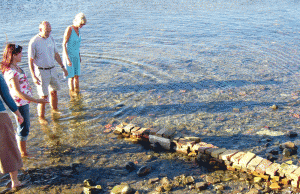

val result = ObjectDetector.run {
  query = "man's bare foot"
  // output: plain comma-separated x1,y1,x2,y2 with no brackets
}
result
21,153,35,158
51,109,62,114
39,117,48,125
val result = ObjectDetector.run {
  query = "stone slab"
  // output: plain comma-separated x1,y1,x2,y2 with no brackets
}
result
219,149,238,161
131,128,150,138
282,164,298,179
149,128,160,135
197,143,217,154
123,124,135,133
173,138,196,154
205,148,220,155
157,128,176,139
114,123,126,134
149,135,171,150
239,152,256,169
211,148,227,159
247,156,264,172
184,136,201,143
130,127,141,134
291,179,298,188
289,167,300,181
265,163,281,177
230,152,245,164
255,159,272,175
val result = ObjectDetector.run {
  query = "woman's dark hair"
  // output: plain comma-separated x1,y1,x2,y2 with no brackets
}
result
1,44,22,73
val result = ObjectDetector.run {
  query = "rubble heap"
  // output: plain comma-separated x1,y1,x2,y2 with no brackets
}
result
114,123,300,190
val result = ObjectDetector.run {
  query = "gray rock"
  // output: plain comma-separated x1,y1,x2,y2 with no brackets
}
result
137,166,151,177
125,162,136,172
287,131,298,138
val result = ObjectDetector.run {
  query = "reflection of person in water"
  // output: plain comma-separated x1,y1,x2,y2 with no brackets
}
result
1,44,48,157
63,12,87,96
0,73,24,190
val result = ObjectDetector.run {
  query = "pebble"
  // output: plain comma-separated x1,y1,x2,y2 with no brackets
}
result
245,188,260,194
148,178,159,184
125,162,136,172
83,185,102,194
287,131,298,138
110,184,133,194
195,182,208,190
185,176,195,185
214,184,225,190
137,166,151,177
254,183,263,190
270,104,278,110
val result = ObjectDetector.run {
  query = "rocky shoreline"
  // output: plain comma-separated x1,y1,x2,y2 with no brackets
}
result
1,120,300,194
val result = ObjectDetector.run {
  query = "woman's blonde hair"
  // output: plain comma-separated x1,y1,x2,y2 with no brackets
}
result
73,13,87,26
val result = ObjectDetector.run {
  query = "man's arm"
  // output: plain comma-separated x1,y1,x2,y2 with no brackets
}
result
55,52,68,77
29,58,41,85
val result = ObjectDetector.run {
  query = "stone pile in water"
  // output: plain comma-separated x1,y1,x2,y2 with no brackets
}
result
114,122,300,191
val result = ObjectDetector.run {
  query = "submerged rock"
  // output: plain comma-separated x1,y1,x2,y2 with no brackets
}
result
286,131,298,138
270,104,278,110
137,166,151,177
125,162,136,172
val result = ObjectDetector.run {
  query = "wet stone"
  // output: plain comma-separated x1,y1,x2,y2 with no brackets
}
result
195,182,208,190
125,162,136,172
246,188,260,194
205,175,221,184
137,166,151,177
270,104,278,110
214,184,225,190
185,176,195,185
110,184,133,194
283,148,292,157
287,131,298,138
266,153,278,162
83,185,102,194
148,178,159,184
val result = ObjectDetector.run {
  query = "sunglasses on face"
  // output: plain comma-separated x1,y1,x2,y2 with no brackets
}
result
13,45,22,54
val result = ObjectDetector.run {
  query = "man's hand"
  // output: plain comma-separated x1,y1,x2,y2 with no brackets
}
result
33,75,41,85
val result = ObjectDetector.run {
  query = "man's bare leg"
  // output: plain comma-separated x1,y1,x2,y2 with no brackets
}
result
50,90,58,110
38,95,48,124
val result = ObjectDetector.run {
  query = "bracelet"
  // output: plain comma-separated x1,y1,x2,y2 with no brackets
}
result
61,66,65,69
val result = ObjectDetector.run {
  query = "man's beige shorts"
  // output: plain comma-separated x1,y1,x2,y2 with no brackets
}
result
35,67,61,97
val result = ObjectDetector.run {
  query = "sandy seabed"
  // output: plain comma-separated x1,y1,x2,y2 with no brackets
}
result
1,55,300,193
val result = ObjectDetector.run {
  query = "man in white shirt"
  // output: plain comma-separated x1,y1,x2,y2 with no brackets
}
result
28,21,68,124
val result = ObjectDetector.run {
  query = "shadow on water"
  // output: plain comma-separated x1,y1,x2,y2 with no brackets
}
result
101,79,282,93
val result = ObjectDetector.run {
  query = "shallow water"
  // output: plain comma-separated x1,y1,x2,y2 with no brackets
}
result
1,0,300,193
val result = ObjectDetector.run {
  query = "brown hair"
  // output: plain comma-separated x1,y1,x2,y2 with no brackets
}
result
1,44,22,73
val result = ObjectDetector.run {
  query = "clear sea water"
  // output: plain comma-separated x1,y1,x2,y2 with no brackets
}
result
2,0,300,192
